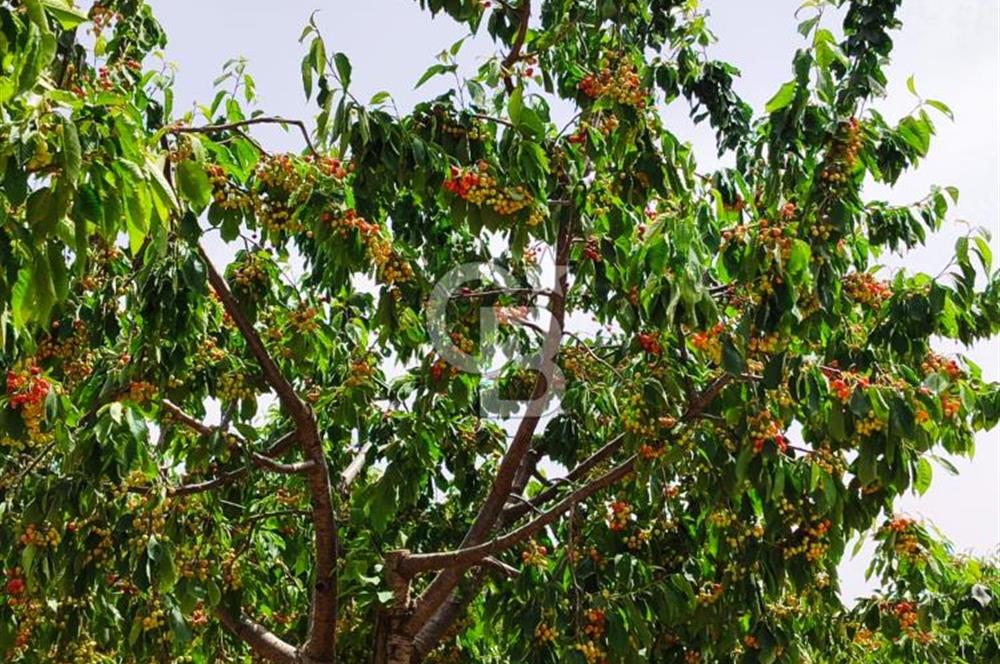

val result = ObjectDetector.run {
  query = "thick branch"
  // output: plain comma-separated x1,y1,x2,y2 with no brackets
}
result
407,375,734,656
501,433,625,523
198,246,338,662
397,457,636,577
405,200,572,634
215,607,297,664
172,117,318,157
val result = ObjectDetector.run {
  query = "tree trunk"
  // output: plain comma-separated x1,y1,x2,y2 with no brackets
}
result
373,610,414,664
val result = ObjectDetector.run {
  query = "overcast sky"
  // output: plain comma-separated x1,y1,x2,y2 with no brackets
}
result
146,0,999,602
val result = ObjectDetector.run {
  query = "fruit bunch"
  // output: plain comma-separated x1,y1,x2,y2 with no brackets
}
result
19,523,61,549
575,641,609,664
4,367,53,448
290,304,320,334
126,380,156,405
696,582,724,606
534,622,557,644
888,601,934,644
921,352,963,381
520,540,548,567
855,413,884,437
844,272,892,309
308,155,351,180
690,323,725,365
624,528,651,550
747,331,783,356
583,609,606,638
825,368,870,403
782,519,831,562
344,355,374,388
820,117,863,187
940,394,960,418
207,163,250,211
583,235,602,262
637,331,661,355
444,163,533,217
322,209,414,285
607,499,632,532
37,320,95,385
88,3,117,36
747,411,787,454
218,370,256,402
252,154,309,234
579,54,647,109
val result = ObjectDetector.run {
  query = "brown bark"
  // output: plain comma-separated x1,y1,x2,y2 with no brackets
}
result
199,246,339,663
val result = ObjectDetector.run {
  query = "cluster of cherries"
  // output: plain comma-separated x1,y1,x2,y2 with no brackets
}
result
884,600,934,645
218,370,256,402
636,331,662,355
521,540,549,567
443,163,535,218
820,117,863,187
782,519,832,562
4,367,52,448
607,500,632,532
579,54,647,109
885,516,925,564
575,640,609,664
690,323,726,365
747,411,788,454
322,209,414,285
844,272,893,309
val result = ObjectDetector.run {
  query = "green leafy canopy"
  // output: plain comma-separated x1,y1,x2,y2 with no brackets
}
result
0,0,998,663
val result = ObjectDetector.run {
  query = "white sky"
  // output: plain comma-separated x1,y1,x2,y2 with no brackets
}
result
147,0,999,602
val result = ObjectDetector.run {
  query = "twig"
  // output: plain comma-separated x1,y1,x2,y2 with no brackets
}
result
171,117,318,158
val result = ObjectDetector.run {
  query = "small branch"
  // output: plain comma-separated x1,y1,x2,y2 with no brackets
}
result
501,0,531,94
162,400,309,475
240,509,311,526
480,556,520,579
471,113,516,129
215,607,298,664
339,443,372,495
249,454,315,475
171,117,318,158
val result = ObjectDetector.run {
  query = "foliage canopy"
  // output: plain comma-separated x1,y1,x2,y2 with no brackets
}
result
0,0,998,662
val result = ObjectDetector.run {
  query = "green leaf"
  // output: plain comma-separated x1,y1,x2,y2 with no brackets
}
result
765,81,797,113
41,0,89,29
721,338,745,375
925,99,953,120
176,160,212,213
301,54,314,99
60,117,82,183
508,85,524,126
334,52,352,88
414,63,454,89
914,457,933,495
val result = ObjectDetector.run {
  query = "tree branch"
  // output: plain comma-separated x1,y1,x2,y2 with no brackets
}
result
197,245,338,662
501,0,531,94
215,607,298,664
172,117,318,158
501,433,625,523
396,457,636,577
404,194,572,635
339,442,372,495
